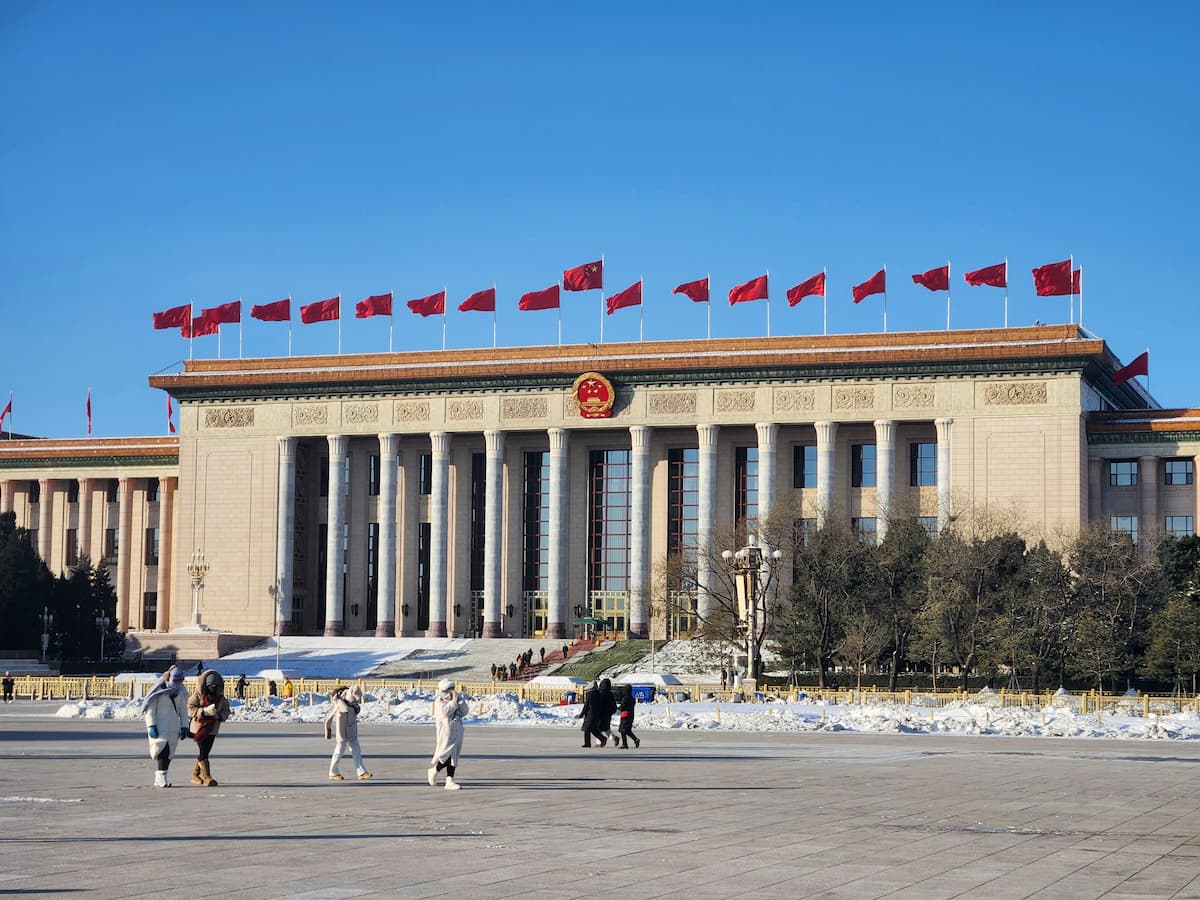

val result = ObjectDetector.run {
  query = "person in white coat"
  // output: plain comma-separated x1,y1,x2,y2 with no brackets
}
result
324,685,372,781
428,678,468,790
141,666,189,788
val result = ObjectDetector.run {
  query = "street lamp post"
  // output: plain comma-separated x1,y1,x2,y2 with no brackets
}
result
187,548,210,629
722,535,782,693
94,610,111,662
39,606,54,664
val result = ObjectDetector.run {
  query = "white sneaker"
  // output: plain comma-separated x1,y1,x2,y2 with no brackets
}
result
444,777,461,791
154,770,168,788
427,767,437,786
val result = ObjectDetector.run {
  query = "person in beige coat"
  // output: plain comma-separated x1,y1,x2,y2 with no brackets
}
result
188,669,232,786
324,685,372,781
141,665,189,787
427,678,468,790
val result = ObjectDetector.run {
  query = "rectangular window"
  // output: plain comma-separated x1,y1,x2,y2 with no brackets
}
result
851,517,878,541
29,481,40,504
910,442,937,487
367,522,379,609
343,457,350,497
523,451,550,597
317,523,328,614
1109,460,1138,486
368,454,380,496
419,452,433,495
667,448,700,560
66,528,79,567
106,479,119,503
103,528,119,565
1165,516,1195,538
144,527,160,566
319,457,329,497
67,481,79,503
469,452,486,594
916,516,939,536
1164,460,1194,485
142,592,157,630
417,522,431,630
793,444,817,489
589,450,632,593
735,446,759,525
146,478,160,502
1110,515,1138,544
852,444,877,488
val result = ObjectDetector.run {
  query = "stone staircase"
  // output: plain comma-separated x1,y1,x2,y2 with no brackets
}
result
0,659,54,676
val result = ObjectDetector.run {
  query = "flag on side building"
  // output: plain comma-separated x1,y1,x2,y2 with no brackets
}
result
1032,259,1073,296
912,265,949,292
606,280,642,315
519,285,560,311
672,277,709,303
963,262,1007,288
356,292,393,318
251,298,291,321
1113,351,1149,386
787,272,825,306
563,260,603,292
300,296,340,324
729,274,768,305
458,288,496,312
203,300,241,324
407,290,446,317
152,303,192,330
852,269,886,303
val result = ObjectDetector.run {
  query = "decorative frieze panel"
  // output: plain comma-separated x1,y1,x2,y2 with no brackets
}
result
833,387,875,410
448,399,484,421
293,405,328,426
394,401,431,422
502,397,548,420
648,392,697,416
894,385,936,408
984,382,1048,406
204,407,254,428
344,402,379,424
774,389,816,413
715,391,755,413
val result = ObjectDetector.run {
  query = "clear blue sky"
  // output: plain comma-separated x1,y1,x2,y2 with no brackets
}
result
2,2,1197,438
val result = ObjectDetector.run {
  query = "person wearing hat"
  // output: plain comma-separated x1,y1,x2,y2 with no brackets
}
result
428,678,468,790
141,665,189,787
188,669,231,786
324,685,372,781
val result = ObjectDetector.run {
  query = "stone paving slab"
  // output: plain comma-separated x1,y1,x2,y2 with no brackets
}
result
2,703,1200,898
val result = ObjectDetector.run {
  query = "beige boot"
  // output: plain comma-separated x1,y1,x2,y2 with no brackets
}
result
444,776,461,790
199,759,218,787
190,762,204,785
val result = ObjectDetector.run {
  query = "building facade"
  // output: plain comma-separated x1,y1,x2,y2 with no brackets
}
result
2,325,1197,648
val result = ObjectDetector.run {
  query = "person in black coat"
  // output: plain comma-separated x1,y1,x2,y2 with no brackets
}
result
616,684,641,749
588,679,618,748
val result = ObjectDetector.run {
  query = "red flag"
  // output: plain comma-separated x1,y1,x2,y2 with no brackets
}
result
786,272,825,307
182,312,219,337
519,285,560,311
300,296,340,324
1113,351,1148,386
407,290,446,318
0,396,11,431
729,274,768,305
852,269,886,303
202,300,241,324
356,292,393,319
167,394,176,435
251,298,291,322
912,265,949,292
672,277,709,303
1072,268,1081,295
963,262,1006,288
1032,259,1073,296
86,389,92,435
152,303,192,330
458,288,496,313
563,259,603,292
606,281,642,316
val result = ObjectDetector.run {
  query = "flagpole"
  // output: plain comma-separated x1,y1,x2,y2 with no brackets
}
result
442,285,447,351
639,277,644,342
765,268,771,337
557,279,562,346
1003,259,1009,328
389,288,394,353
706,273,711,340
287,296,293,357
492,282,497,348
337,293,342,354
1068,255,1074,325
1078,266,1084,329
823,267,828,335
87,387,92,435
188,298,195,361
239,297,244,359
882,264,888,333
946,260,952,331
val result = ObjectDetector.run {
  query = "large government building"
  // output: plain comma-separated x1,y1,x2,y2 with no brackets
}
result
2,324,1198,654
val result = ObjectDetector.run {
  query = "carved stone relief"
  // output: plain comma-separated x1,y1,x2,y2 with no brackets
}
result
774,389,816,413
394,401,431,422
502,397,548,419
833,387,875,410
448,399,484,421
648,392,697,416
894,385,936,408
344,403,379,424
204,407,254,428
293,405,328,426
984,382,1048,405
715,391,755,413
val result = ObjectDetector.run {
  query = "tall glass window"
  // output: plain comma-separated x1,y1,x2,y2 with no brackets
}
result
523,452,550,595
67,481,79,503
793,444,817,489
852,444,877,488
367,522,379,616
146,478,160,502
910,442,937,486
469,453,486,635
1165,516,1194,538
142,592,157,631
1110,515,1138,544
144,527,159,566
589,450,631,634
417,522,431,630
667,448,699,559
735,446,759,525
1109,460,1138,486
419,452,433,495
1164,460,1194,485
368,455,380,496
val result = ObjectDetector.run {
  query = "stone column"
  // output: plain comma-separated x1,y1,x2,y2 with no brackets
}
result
935,418,954,532
628,426,652,639
156,476,176,632
427,432,450,637
874,420,896,543
546,427,570,639
755,422,779,536
1195,455,1200,536
77,478,94,566
815,421,838,527
276,437,297,635
323,435,348,636
37,478,53,565
375,434,399,637
696,425,719,619
116,477,134,629
0,480,12,515
1139,455,1159,553
482,430,505,638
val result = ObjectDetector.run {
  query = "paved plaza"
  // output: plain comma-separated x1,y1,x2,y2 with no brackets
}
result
2,703,1200,899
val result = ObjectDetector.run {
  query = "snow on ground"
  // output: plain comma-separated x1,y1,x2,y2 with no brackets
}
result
204,637,473,680
55,687,1200,741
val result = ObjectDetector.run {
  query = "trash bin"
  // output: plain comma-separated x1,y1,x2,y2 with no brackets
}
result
564,690,577,704
673,690,688,702
630,685,655,703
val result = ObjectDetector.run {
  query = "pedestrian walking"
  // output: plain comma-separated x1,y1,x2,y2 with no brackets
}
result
616,683,641,749
282,676,295,699
539,646,546,665
234,674,247,700
428,679,468,790
577,678,617,748
324,685,372,781
720,666,728,690
2,672,13,703
141,665,189,787
188,669,231,786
